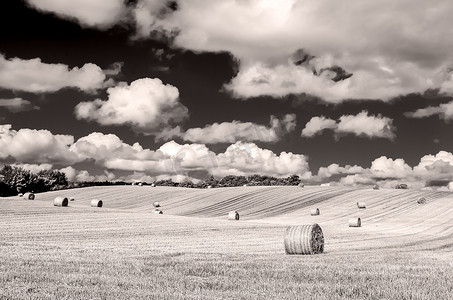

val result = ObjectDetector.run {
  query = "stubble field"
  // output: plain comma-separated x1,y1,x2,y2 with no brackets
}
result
1,186,453,299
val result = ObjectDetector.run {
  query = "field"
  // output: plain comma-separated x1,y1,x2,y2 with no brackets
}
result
1,186,453,299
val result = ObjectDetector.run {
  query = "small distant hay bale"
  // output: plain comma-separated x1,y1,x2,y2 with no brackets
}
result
23,192,35,200
228,211,240,220
18,193,23,197
299,182,305,188
138,183,143,186
69,197,75,202
151,183,156,187
310,208,320,216
348,218,361,227
53,197,68,207
373,185,380,190
153,209,163,214
132,182,136,186
153,201,161,208
243,184,247,187
357,202,366,209
417,197,427,204
284,224,324,255
90,199,103,207
207,185,212,189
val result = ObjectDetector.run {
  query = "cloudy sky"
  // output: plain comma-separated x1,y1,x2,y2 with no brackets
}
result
1,0,453,188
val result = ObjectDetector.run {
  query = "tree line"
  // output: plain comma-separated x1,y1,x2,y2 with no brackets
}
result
0,164,302,197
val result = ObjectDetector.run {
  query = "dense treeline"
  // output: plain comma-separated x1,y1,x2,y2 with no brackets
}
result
0,165,68,196
0,164,302,196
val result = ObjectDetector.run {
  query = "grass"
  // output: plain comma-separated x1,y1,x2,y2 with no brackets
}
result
1,186,453,299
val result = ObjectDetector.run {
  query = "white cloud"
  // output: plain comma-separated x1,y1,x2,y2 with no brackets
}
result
75,78,188,135
25,0,127,29
316,163,367,180
337,111,395,140
370,156,412,179
60,166,115,182
301,116,337,137
404,101,453,121
0,98,39,113
413,151,453,180
0,124,77,165
302,111,395,140
181,114,296,143
0,54,113,93
130,0,453,102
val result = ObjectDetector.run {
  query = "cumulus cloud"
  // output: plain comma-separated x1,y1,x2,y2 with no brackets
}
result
0,98,39,113
24,0,127,29
370,156,412,179
301,116,337,137
0,124,77,165
302,111,395,140
0,54,115,93
404,101,453,121
75,78,188,135
60,166,115,182
179,114,296,143
127,0,453,102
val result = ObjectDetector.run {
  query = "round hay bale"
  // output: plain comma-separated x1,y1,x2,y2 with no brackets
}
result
138,182,143,186
284,224,324,255
417,197,427,204
357,202,366,209
348,218,361,227
90,199,103,207
299,182,305,188
228,211,240,220
153,209,163,214
69,197,75,201
153,201,160,208
373,185,380,190
151,183,156,187
310,208,320,216
18,193,23,197
23,192,35,200
207,185,212,189
53,197,68,207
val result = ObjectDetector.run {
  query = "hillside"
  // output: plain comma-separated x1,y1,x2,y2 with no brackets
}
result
3,185,453,255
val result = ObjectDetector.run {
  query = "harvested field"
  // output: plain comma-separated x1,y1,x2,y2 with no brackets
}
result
1,186,453,299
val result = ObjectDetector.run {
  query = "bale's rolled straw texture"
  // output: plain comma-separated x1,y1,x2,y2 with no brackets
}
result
90,199,103,207
310,208,320,216
228,211,240,220
153,209,163,214
23,193,35,200
357,202,366,209
53,197,68,207
348,218,361,227
284,224,324,255
417,197,426,204
153,202,160,208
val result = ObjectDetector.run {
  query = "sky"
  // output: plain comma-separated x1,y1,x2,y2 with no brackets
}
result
1,0,453,189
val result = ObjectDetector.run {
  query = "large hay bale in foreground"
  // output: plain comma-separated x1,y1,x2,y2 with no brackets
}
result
284,224,324,255
228,211,240,220
348,218,361,227
153,209,163,214
153,202,160,208
357,202,366,209
310,208,320,216
53,197,68,207
90,199,103,207
23,193,35,200
417,197,427,204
